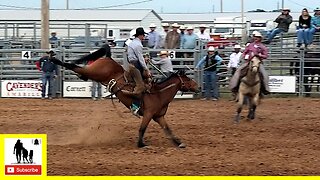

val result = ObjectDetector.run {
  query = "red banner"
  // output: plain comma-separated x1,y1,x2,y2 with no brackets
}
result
5,165,42,175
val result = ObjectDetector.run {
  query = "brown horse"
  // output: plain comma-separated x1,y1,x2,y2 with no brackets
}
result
235,57,261,123
51,57,199,148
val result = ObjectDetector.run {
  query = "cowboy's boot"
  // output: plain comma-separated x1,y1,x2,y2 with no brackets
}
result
121,67,146,96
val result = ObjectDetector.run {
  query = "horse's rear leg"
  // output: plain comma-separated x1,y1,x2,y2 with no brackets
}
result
235,93,244,123
154,116,185,148
138,115,152,148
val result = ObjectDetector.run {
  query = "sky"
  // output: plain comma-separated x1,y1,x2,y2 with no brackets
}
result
0,0,318,13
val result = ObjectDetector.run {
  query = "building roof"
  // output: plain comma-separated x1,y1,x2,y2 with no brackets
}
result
159,12,301,23
0,9,162,21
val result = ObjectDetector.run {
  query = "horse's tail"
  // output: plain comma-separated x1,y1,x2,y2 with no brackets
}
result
74,44,111,64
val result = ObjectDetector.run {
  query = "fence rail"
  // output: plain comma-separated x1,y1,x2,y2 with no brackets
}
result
0,39,320,98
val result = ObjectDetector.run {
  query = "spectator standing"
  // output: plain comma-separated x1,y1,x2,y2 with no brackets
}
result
228,44,242,76
165,23,180,49
265,8,293,44
147,23,161,57
196,24,211,41
36,50,58,99
87,59,102,100
159,23,170,48
49,31,59,48
296,8,312,48
180,26,198,58
195,46,223,101
309,7,320,44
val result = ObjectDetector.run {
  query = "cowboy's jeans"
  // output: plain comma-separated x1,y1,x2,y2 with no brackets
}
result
203,70,219,99
41,72,55,98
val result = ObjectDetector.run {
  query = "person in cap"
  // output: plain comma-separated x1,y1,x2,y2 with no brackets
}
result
229,31,270,95
149,51,173,80
36,50,59,99
296,8,312,48
122,27,152,116
49,31,58,42
196,24,211,41
265,8,292,44
147,23,161,55
180,26,198,58
228,44,242,76
165,23,180,49
195,46,223,101
49,31,59,48
309,7,320,44
159,23,170,48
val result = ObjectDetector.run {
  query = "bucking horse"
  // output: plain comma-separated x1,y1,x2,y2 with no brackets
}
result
50,45,199,148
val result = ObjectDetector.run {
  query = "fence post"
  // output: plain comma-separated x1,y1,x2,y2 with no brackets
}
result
298,49,305,97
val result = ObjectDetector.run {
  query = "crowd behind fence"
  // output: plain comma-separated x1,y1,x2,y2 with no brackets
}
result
0,36,320,98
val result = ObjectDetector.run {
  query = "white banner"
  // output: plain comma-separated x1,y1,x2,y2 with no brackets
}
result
63,81,112,97
1,80,42,98
63,81,92,97
269,76,296,93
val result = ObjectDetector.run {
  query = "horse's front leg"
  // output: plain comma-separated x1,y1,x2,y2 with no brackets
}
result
137,114,152,148
248,94,259,120
154,116,185,148
235,92,244,123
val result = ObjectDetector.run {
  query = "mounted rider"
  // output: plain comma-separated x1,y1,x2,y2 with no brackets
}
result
122,27,152,116
229,31,270,95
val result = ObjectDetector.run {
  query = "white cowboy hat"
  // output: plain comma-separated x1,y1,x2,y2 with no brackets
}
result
234,44,241,49
314,7,320,11
199,24,207,28
161,23,170,27
157,50,169,56
179,25,186,30
252,31,262,37
207,46,215,51
149,23,157,28
171,23,180,28
282,7,290,12
186,26,194,30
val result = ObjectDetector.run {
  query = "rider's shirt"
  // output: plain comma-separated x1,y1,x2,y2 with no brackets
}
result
127,38,148,70
243,42,268,61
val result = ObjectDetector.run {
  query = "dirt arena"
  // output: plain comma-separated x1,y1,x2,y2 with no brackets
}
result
0,97,320,175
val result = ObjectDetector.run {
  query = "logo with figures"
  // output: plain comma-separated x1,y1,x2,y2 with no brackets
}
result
4,138,44,176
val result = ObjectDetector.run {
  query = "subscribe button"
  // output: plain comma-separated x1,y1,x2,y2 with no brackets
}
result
5,165,42,175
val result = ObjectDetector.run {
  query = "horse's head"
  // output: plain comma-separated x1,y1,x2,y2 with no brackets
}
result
175,70,200,93
250,57,261,74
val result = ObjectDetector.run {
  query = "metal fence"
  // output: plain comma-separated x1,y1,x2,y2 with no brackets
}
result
0,36,320,98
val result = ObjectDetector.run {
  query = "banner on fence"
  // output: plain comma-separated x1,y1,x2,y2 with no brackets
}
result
269,76,296,93
1,80,43,98
63,81,112,97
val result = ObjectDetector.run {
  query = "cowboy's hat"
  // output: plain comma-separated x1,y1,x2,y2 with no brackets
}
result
149,23,157,28
234,44,241,49
207,46,215,52
171,23,180,28
134,27,148,37
157,50,169,56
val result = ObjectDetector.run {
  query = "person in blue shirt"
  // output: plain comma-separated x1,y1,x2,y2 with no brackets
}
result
180,26,198,58
195,46,223,101
309,7,320,44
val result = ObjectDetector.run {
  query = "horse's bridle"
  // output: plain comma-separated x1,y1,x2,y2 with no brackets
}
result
177,74,192,92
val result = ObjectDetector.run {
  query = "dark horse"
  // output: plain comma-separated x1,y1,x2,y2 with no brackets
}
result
51,53,199,148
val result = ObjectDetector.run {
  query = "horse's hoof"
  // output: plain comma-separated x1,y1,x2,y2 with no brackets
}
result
137,142,147,148
178,143,186,148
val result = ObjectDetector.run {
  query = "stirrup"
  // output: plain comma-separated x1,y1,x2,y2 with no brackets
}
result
131,107,140,118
